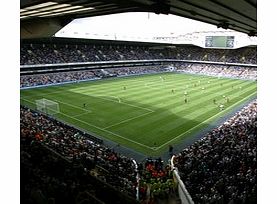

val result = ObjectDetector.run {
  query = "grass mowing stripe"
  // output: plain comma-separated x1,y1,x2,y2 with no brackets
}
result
128,81,255,126
22,89,73,99
70,74,251,107
73,111,93,118
133,84,256,136
155,91,257,150
110,77,251,106
70,74,218,97
106,84,256,146
92,78,254,132
86,95,154,112
72,77,245,111
103,111,154,129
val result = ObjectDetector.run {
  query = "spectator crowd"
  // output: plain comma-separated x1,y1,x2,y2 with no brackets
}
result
20,70,100,88
20,63,256,88
173,100,257,203
20,66,168,88
21,139,111,204
21,42,257,65
21,106,138,202
177,63,257,80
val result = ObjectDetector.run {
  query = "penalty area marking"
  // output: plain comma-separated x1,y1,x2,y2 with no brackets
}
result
21,96,91,113
21,98,154,150
53,99,91,113
21,97,91,116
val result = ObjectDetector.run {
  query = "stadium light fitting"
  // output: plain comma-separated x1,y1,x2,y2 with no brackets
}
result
60,7,95,14
38,13,62,17
39,7,95,17
20,16,30,19
36,4,72,12
20,10,41,15
21,1,95,19
28,11,53,17
48,5,83,13
23,2,58,10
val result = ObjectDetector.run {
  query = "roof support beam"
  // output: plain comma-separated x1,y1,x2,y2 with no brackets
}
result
176,0,256,29
244,0,257,9
21,18,71,39
210,0,256,22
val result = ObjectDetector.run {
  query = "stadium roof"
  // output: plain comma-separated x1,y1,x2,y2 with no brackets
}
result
20,0,256,38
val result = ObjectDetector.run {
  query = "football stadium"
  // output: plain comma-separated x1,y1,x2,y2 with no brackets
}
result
20,1,257,204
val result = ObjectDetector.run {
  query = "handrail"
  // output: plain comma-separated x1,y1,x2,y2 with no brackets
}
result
171,155,194,204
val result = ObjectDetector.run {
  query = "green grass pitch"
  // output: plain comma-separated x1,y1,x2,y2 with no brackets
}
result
20,72,257,156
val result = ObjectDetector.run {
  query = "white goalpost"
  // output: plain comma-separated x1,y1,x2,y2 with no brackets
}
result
35,98,60,115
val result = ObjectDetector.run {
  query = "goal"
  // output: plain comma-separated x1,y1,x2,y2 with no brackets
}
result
35,98,60,115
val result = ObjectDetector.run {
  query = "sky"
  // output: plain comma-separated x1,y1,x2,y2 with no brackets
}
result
56,12,236,38
55,12,256,46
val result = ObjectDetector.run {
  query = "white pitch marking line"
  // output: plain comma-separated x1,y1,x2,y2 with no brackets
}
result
155,91,257,150
53,99,91,113
21,98,36,105
73,111,92,118
58,112,154,150
103,111,154,130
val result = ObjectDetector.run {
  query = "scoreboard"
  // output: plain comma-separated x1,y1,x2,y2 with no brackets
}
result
205,36,234,48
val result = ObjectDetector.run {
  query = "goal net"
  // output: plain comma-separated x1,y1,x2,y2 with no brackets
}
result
35,98,60,115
